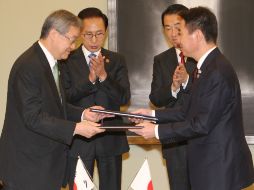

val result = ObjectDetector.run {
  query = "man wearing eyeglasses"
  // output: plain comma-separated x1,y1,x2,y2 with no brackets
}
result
61,7,131,190
0,10,107,190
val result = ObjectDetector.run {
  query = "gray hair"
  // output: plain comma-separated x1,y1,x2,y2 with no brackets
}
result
40,9,82,39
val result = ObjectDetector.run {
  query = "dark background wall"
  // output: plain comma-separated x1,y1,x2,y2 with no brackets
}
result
109,0,254,135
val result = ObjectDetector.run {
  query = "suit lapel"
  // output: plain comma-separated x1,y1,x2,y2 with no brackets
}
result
200,48,220,74
34,43,63,109
101,48,111,72
192,48,220,90
168,48,178,70
75,46,91,77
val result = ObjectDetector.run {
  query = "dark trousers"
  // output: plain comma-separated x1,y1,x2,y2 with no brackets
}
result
163,142,191,190
69,155,122,190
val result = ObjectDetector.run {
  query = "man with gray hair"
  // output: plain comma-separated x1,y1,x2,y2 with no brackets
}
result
0,9,106,190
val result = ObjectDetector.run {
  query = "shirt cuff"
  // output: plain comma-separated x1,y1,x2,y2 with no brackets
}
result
152,110,156,117
154,125,159,139
171,88,180,98
81,110,85,121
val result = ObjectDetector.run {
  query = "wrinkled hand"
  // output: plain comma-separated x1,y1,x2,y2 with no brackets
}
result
129,121,156,139
90,54,107,81
128,109,153,123
83,106,114,122
74,120,105,138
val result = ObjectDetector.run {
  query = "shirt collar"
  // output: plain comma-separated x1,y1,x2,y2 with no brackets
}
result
82,45,101,64
175,48,181,63
197,46,217,69
38,40,57,70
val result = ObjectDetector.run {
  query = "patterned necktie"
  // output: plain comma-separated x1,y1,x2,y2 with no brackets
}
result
52,62,60,96
88,53,96,67
179,51,185,65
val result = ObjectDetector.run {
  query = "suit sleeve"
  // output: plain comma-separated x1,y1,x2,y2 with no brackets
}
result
149,56,177,107
14,65,75,145
157,71,231,143
66,103,83,122
98,54,131,105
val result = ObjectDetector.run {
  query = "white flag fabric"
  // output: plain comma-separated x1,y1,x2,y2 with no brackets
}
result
73,157,95,190
130,159,154,190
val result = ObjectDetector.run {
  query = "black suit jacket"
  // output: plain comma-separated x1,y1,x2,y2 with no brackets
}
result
149,47,196,156
156,48,254,190
61,46,130,158
0,42,83,190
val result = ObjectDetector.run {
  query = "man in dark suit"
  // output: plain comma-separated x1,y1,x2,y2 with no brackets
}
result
149,4,195,190
130,7,254,190
61,8,131,190
0,10,106,190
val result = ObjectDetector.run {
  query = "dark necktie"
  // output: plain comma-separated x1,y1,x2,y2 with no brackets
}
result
179,51,185,65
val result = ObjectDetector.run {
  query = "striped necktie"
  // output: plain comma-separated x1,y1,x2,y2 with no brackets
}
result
88,53,96,67
179,51,185,65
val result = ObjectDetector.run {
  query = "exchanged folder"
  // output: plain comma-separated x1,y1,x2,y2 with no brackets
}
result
99,125,144,130
90,108,158,122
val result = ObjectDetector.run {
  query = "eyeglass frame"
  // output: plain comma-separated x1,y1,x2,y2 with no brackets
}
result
55,29,77,45
82,32,105,40
61,34,77,45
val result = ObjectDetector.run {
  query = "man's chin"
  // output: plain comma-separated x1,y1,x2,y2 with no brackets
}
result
173,43,181,48
61,53,70,60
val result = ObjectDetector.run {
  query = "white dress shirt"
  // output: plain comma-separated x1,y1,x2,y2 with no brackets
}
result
82,45,100,65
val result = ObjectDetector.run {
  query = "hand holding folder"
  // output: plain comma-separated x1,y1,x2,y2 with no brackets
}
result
90,108,157,130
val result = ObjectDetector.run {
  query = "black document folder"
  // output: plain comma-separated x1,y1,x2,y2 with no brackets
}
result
90,108,158,122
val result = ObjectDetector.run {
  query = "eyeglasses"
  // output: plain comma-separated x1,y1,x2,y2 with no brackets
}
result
82,32,105,40
61,34,77,45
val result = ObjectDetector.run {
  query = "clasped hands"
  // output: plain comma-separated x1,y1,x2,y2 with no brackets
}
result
89,53,107,83
172,64,189,91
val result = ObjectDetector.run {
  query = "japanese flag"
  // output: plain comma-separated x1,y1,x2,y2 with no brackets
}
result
130,159,154,190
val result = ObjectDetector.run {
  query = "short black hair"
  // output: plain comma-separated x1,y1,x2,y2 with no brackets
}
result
180,6,218,43
161,4,188,26
78,7,108,29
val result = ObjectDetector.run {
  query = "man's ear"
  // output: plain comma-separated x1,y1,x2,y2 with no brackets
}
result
48,28,58,40
195,29,205,43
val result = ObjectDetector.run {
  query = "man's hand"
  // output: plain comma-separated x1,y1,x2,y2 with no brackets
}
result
74,120,105,138
128,109,153,123
172,73,181,92
89,54,107,81
129,121,156,139
88,66,97,83
174,64,189,84
82,106,114,122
